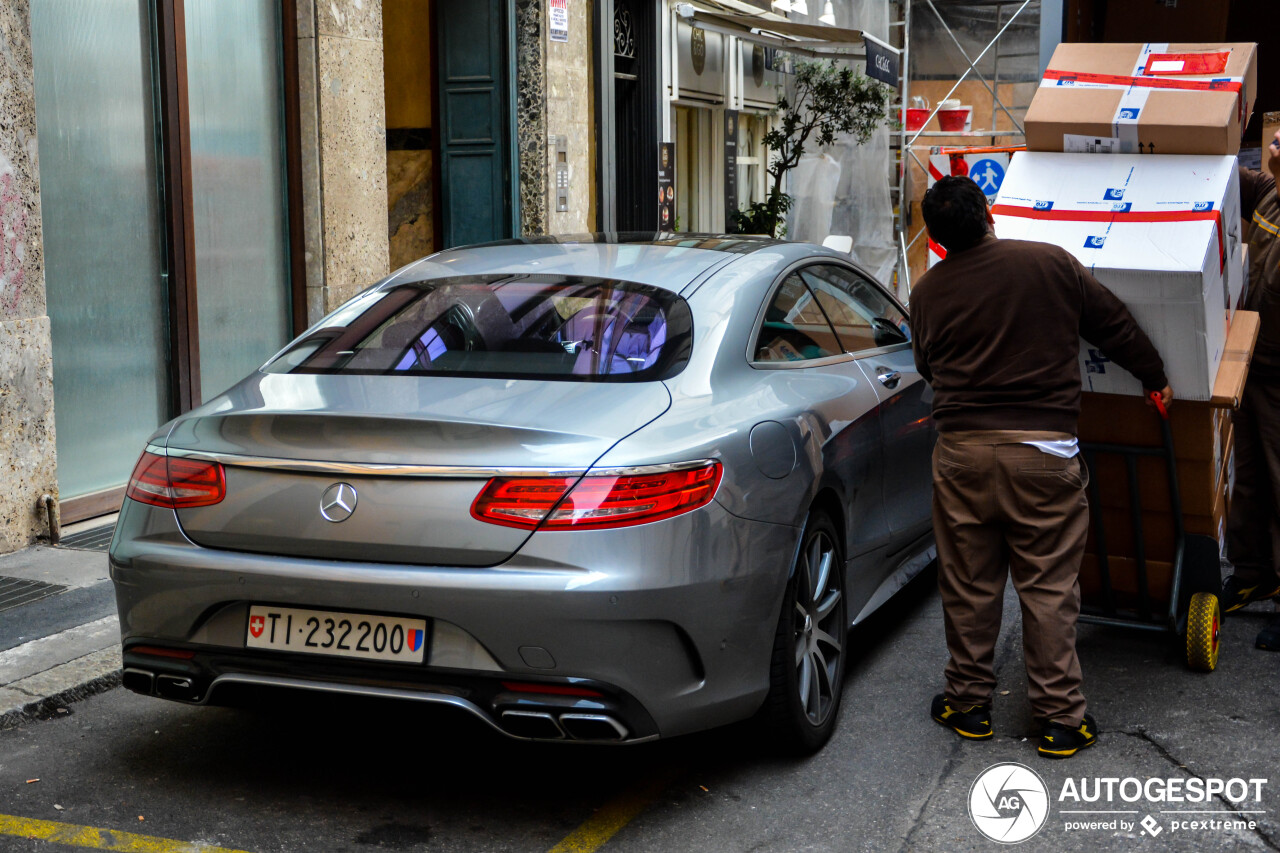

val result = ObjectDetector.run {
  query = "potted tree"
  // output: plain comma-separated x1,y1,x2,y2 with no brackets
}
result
730,59,890,238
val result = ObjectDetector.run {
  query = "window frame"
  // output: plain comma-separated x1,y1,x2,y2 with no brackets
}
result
747,260,911,370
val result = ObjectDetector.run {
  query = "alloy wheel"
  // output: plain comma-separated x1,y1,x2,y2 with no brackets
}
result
792,529,843,726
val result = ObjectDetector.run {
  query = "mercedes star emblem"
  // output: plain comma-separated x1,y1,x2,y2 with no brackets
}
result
319,482,358,522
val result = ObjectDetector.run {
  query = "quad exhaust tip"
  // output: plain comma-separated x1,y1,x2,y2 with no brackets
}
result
498,710,629,742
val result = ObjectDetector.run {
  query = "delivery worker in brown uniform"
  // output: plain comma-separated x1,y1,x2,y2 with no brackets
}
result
911,176,1172,759
1222,133,1280,649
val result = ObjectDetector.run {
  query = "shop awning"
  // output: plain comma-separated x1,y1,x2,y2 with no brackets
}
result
673,3,878,58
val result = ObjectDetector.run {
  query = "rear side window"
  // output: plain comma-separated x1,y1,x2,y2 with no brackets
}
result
265,275,693,382
754,274,843,362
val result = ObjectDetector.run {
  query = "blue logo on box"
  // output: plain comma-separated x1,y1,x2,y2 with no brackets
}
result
1033,200,1054,210
1104,188,1125,200
1118,108,1141,120
1193,201,1214,211
1111,202,1132,212
1084,236,1106,249
1085,349,1110,374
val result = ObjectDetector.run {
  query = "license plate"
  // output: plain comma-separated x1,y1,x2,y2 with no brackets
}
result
245,606,428,664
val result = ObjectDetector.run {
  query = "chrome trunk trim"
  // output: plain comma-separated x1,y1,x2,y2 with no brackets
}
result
149,444,714,480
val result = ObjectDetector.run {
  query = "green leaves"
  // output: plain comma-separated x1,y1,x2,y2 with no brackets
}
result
729,59,890,238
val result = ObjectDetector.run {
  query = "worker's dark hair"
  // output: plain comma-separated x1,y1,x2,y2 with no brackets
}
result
922,176,991,253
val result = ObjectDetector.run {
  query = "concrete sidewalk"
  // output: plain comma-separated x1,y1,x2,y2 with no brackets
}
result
0,541,121,729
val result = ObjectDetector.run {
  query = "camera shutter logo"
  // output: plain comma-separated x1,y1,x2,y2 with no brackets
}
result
320,483,358,523
969,763,1050,844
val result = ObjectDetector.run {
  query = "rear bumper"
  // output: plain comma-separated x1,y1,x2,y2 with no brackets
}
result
109,497,799,739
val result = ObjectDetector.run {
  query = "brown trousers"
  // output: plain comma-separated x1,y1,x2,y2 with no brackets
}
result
933,430,1090,726
1227,377,1280,587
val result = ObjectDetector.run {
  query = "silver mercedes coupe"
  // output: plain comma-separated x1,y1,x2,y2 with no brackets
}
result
109,234,936,752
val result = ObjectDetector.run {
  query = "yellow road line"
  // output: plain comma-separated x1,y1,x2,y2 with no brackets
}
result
547,771,677,853
0,813,253,853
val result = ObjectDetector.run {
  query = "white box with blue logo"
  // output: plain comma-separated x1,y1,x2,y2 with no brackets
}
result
992,152,1243,401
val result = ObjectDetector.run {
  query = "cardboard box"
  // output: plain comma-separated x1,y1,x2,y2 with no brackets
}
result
1025,42,1257,156
1085,477,1227,563
1078,393,1226,461
1080,553,1177,609
1086,444,1226,517
1210,310,1259,409
993,153,1244,401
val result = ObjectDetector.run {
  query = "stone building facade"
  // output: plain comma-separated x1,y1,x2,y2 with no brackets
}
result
0,0,55,554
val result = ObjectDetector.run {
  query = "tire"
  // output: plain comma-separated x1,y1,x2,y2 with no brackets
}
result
1185,592,1221,673
760,510,848,753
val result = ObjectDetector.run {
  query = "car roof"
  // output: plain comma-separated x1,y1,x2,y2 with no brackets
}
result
389,233,785,292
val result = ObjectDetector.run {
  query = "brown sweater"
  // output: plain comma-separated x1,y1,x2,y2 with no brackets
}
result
911,234,1168,433
1240,165,1280,379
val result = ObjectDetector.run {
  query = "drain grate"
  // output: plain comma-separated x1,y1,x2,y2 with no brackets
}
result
57,523,115,553
0,576,68,614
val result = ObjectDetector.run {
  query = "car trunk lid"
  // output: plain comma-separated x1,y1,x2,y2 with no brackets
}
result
168,374,671,566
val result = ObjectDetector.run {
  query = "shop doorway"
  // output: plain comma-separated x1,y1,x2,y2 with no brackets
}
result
612,0,659,231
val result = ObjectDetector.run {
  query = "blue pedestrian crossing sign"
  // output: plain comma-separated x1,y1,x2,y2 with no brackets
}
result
969,158,1005,198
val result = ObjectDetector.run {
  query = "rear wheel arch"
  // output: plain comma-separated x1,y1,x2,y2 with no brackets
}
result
808,487,848,565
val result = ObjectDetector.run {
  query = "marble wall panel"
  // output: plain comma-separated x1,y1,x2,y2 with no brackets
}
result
0,317,56,551
387,149,433,269
545,0,594,234
0,0,45,323
0,0,56,553
516,0,547,236
316,33,390,310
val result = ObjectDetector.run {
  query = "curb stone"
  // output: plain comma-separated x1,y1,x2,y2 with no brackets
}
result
0,647,122,730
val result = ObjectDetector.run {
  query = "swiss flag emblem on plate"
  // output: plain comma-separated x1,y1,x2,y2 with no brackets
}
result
249,615,265,638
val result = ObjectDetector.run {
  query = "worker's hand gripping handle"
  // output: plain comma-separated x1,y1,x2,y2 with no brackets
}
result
1149,389,1170,421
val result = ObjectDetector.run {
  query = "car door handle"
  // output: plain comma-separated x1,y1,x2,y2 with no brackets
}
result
877,370,901,389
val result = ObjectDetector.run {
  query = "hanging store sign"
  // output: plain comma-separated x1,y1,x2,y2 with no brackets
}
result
549,0,568,42
724,110,739,226
863,34,899,88
658,143,676,230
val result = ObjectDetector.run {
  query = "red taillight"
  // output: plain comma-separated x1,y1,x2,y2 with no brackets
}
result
471,461,722,530
125,451,226,509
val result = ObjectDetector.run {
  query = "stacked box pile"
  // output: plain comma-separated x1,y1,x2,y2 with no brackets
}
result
993,42,1261,608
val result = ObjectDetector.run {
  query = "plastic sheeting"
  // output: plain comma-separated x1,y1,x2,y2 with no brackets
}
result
784,0,898,288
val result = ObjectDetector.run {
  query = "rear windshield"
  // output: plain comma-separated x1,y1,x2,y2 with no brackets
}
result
264,275,694,382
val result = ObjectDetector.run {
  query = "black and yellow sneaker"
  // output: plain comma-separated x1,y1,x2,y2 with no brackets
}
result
1038,714,1098,759
1221,575,1280,613
931,694,993,739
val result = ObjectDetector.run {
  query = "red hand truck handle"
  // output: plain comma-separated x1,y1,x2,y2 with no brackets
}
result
1149,390,1170,420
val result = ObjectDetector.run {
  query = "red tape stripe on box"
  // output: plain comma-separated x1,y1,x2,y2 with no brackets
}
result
1041,68,1242,94
990,203,1225,272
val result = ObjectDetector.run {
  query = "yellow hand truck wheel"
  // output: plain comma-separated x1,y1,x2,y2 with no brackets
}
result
1185,592,1221,672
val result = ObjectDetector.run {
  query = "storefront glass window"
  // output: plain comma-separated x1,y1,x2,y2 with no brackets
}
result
186,0,292,399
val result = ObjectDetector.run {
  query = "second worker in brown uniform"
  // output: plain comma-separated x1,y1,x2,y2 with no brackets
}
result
911,176,1171,760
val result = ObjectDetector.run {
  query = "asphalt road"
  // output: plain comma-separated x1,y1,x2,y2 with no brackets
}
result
1,572,1278,853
